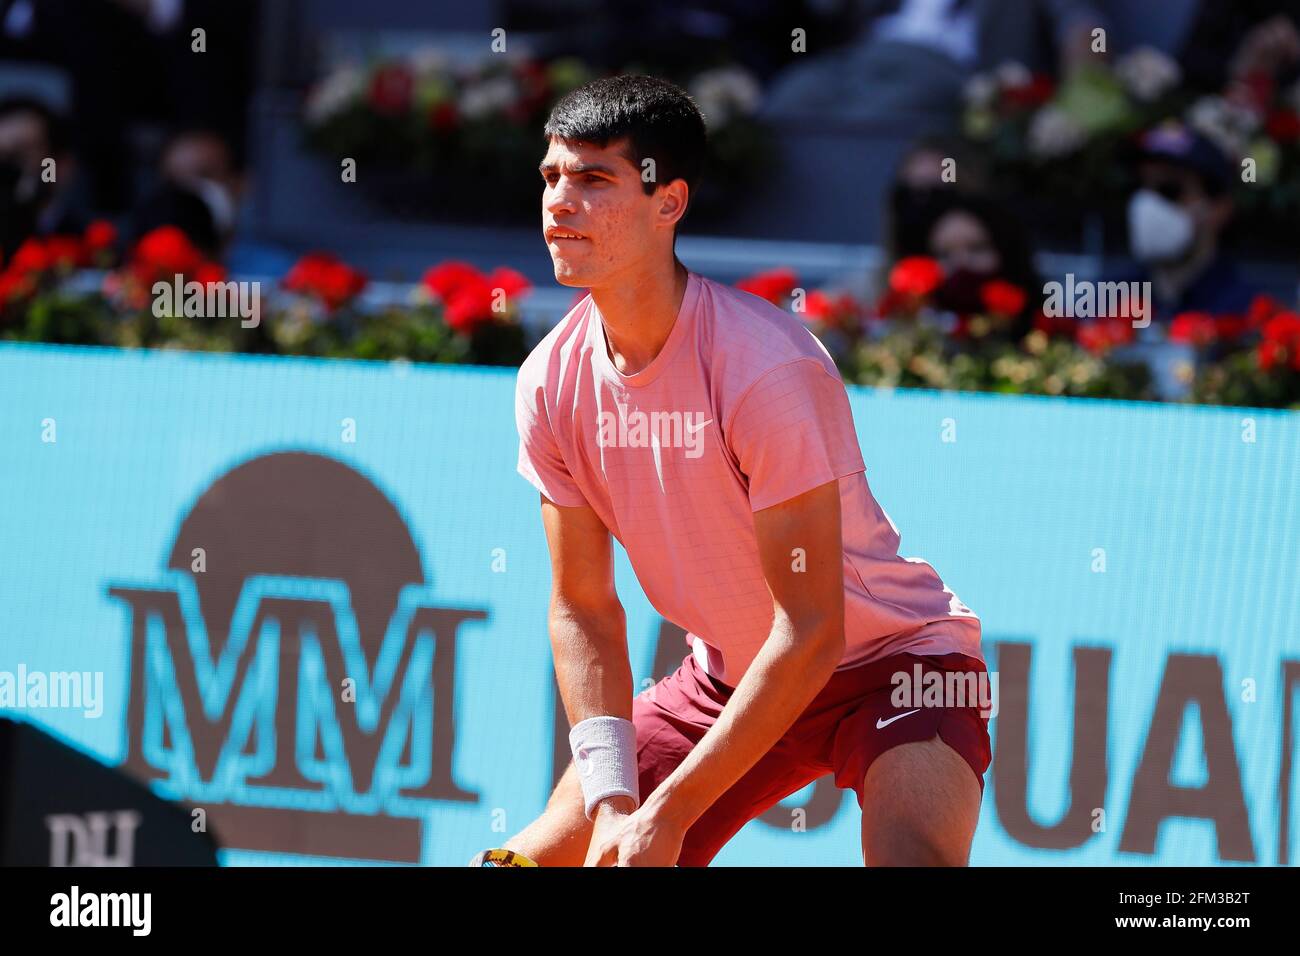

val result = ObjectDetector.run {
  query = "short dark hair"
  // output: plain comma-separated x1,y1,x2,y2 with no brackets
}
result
543,75,707,203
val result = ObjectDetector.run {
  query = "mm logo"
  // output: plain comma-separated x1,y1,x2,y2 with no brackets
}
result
108,452,487,862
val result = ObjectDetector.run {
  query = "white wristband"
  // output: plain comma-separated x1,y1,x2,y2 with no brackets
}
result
568,715,640,821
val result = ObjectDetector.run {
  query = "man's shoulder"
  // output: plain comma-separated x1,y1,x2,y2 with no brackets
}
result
697,274,842,384
518,292,592,391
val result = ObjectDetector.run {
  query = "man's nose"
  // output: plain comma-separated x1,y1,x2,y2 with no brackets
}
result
545,178,578,213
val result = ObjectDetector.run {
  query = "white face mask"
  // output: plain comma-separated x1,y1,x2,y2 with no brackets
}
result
1127,189,1195,264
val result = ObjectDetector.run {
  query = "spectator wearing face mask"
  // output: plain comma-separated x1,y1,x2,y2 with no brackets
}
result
1123,122,1258,322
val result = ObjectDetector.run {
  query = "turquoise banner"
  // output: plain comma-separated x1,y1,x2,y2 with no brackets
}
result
1,342,1296,865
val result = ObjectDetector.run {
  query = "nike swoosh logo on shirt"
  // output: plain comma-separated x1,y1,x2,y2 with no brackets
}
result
876,709,920,730
686,418,713,434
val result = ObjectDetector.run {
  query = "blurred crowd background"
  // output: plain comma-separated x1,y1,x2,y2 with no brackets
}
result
2,0,1299,406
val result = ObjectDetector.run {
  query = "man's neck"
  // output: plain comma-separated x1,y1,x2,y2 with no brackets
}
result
590,260,690,376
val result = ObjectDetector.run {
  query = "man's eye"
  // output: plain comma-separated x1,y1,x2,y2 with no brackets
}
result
585,175,605,184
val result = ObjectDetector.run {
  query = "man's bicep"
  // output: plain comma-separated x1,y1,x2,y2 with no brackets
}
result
752,478,846,634
727,360,866,513
539,493,619,613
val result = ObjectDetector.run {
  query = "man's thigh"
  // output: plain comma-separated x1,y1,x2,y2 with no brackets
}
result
825,652,993,865
859,734,982,866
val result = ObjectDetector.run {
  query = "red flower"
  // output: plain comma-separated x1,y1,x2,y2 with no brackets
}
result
1002,73,1055,109
736,267,798,305
888,257,944,299
1033,309,1078,338
1256,310,1300,371
980,279,1027,317
486,266,532,300
44,235,84,271
1246,294,1280,330
1168,311,1218,347
803,290,861,330
1256,338,1285,371
84,220,117,254
421,260,483,300
9,238,50,275
132,226,204,278
1229,70,1276,115
1213,314,1250,340
421,260,524,334
194,262,228,287
1262,310,1300,344
368,64,414,116
283,252,367,310
874,288,905,319
1266,108,1300,144
0,268,34,305
443,276,496,334
1076,317,1134,355
428,101,458,131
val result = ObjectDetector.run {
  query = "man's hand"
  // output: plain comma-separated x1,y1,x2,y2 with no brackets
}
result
586,801,685,867
582,795,635,866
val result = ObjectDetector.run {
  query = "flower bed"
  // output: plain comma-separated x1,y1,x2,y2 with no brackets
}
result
4,229,1296,407
737,263,1300,408
0,226,532,367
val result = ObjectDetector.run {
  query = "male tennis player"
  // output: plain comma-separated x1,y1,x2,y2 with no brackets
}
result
497,75,990,867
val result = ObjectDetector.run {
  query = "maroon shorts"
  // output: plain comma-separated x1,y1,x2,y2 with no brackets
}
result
632,650,992,866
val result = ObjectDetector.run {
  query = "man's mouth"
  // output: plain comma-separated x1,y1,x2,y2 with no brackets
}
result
546,226,587,243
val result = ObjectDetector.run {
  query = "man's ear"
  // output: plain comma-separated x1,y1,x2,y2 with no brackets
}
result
657,179,690,230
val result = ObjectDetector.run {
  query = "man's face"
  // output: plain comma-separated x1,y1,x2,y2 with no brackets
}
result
162,133,238,194
539,136,660,288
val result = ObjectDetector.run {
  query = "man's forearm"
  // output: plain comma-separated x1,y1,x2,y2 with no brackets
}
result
550,599,632,721
550,600,640,817
639,617,844,831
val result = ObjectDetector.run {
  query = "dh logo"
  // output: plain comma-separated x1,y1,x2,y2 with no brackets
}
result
46,810,141,866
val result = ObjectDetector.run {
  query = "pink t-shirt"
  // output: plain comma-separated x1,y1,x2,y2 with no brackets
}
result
516,270,982,687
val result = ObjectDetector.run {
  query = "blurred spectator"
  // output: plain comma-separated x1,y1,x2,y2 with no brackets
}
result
1,0,257,212
130,183,221,259
885,135,992,261
1178,1,1300,94
0,95,84,259
1122,122,1258,320
157,128,245,249
130,125,293,274
924,191,1042,339
764,0,1105,129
